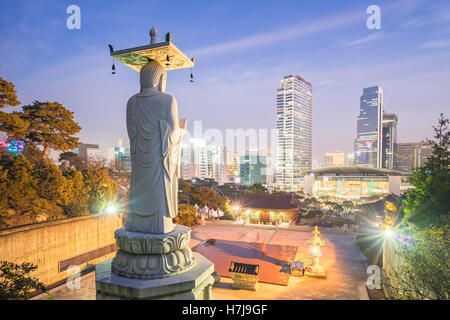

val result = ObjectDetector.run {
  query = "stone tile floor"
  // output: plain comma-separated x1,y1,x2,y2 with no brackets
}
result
34,224,369,300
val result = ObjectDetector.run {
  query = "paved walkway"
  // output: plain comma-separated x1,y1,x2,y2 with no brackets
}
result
34,224,369,300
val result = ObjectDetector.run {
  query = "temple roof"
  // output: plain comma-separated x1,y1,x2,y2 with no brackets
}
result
241,193,298,210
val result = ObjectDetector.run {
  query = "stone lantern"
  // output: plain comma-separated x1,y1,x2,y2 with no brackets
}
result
304,226,327,278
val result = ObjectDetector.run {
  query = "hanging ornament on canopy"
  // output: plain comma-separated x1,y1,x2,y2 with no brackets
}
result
190,56,196,83
108,44,116,74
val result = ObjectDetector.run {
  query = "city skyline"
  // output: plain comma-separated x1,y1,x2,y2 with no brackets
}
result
1,0,449,161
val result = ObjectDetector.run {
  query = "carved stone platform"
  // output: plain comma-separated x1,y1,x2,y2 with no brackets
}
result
111,225,196,279
96,253,214,300
96,224,215,300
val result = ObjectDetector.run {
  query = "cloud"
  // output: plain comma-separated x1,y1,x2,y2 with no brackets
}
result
344,32,384,47
188,10,362,58
421,39,450,49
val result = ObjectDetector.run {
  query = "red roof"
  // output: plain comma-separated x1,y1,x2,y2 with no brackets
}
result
241,193,298,210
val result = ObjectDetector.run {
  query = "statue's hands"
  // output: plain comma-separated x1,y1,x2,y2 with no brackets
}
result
179,119,188,130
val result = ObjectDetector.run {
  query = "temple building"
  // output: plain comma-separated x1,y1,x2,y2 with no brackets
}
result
238,193,299,225
304,167,408,200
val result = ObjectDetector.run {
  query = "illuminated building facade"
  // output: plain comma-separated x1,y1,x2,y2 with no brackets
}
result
395,141,432,172
304,167,407,200
354,86,383,168
207,145,228,185
226,150,239,181
239,193,298,225
239,153,267,187
324,151,345,168
276,75,312,192
180,138,208,180
115,139,131,171
381,113,398,169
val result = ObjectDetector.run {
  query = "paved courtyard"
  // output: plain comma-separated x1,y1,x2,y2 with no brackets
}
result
34,224,369,300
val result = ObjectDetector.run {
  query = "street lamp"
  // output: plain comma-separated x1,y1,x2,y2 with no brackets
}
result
105,204,117,215
384,229,394,238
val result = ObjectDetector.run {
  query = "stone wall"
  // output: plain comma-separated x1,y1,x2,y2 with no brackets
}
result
0,213,123,287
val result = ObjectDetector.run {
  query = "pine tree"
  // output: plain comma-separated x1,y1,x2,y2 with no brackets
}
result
0,77,29,138
424,113,450,171
21,101,81,158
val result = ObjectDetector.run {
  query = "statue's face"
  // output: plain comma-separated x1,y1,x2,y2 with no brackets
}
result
159,73,167,92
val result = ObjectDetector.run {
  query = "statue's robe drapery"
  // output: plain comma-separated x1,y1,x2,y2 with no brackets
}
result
125,92,184,234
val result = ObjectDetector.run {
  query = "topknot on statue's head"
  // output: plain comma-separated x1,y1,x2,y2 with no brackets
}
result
140,59,166,89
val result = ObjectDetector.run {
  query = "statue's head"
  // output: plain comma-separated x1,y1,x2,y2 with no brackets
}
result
140,59,167,92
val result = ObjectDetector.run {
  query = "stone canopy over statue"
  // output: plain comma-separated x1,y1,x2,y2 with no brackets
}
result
126,58,187,234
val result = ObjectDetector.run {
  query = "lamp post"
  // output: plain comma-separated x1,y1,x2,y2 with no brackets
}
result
305,226,327,278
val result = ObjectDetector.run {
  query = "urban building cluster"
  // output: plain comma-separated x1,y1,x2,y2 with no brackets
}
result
56,79,432,201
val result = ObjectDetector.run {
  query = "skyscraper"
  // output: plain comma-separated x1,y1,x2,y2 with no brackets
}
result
207,145,228,185
240,153,267,187
275,75,312,192
381,113,398,169
180,138,208,180
354,85,383,168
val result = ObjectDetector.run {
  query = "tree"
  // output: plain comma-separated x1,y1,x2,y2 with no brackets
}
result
174,204,198,227
36,160,67,206
394,227,449,299
248,183,268,194
83,162,117,214
179,180,193,205
3,155,37,215
62,168,90,217
402,114,450,229
21,101,81,158
0,261,47,300
423,113,450,171
0,77,29,139
392,113,450,299
192,186,217,208
216,195,232,217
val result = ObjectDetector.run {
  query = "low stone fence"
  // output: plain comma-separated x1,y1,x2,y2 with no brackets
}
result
0,213,123,287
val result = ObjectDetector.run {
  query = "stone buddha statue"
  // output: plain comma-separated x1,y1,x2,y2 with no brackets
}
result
125,58,187,234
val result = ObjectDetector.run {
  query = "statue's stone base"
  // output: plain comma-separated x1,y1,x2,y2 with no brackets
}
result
96,253,215,300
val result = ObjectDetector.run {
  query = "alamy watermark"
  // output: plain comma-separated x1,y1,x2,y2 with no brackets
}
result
66,5,81,30
366,5,381,30
366,265,382,290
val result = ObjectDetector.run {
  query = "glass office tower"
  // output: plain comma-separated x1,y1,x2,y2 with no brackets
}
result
276,75,312,192
382,113,398,169
354,86,383,168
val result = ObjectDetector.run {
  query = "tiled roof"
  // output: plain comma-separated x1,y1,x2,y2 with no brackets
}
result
241,193,298,210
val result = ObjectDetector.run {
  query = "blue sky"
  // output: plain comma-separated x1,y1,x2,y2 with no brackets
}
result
1,0,449,160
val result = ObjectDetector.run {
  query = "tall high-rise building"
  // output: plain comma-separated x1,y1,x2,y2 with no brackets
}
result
180,138,208,180
324,151,345,168
226,150,239,181
240,153,267,187
395,141,432,172
354,85,383,168
115,139,131,171
207,145,228,185
381,113,398,169
275,75,312,192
